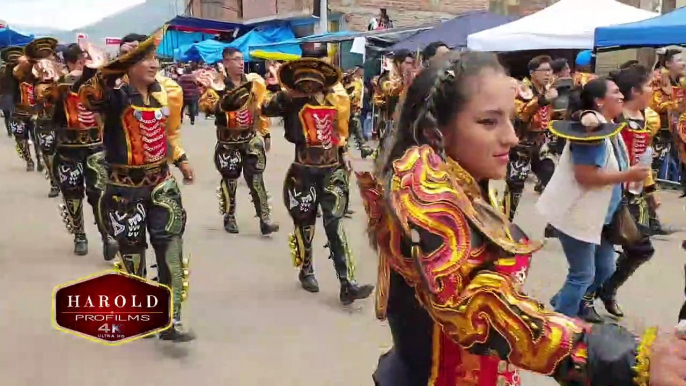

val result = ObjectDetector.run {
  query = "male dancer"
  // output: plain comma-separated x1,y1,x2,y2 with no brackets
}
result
78,33,195,341
5,45,40,172
503,55,557,220
50,43,117,258
342,66,373,158
262,49,374,304
198,47,278,235
14,38,62,197
374,50,414,144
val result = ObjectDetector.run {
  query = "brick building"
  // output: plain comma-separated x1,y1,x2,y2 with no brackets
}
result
186,0,316,21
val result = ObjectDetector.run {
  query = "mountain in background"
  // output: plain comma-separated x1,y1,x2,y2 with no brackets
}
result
10,25,65,37
18,0,183,43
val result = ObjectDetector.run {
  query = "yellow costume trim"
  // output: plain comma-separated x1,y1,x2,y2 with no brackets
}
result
328,82,351,142
246,73,271,136
155,75,186,163
633,327,657,386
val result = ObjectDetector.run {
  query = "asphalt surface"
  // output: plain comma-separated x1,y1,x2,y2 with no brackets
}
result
1,117,685,386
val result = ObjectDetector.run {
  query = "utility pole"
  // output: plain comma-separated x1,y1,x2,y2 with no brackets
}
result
318,0,328,34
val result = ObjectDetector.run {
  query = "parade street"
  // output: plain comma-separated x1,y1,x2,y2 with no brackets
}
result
0,118,684,386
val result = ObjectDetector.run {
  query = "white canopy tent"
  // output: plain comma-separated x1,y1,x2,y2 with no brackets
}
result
467,0,657,52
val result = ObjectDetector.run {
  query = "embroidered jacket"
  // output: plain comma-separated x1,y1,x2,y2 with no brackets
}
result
198,72,270,138
261,83,350,167
358,145,654,386
78,72,186,166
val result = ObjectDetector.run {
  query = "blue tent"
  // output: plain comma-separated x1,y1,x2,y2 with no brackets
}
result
0,26,34,48
390,11,516,52
158,29,216,58
595,7,686,49
183,24,297,63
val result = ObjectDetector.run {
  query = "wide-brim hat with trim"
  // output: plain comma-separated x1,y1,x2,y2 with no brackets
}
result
278,58,341,93
101,32,161,76
24,37,58,60
549,114,624,142
221,82,253,112
1,46,24,64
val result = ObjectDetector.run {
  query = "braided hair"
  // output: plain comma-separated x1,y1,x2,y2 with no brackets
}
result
377,51,504,177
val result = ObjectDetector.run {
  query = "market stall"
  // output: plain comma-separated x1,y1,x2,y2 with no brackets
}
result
595,7,686,50
467,0,656,52
594,7,686,187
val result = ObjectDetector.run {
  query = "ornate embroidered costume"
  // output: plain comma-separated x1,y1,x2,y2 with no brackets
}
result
596,108,660,317
651,68,686,190
374,70,403,142
358,145,656,386
504,78,556,220
13,38,63,197
78,34,193,342
198,72,278,235
49,56,117,258
342,71,373,158
3,45,41,172
262,57,374,304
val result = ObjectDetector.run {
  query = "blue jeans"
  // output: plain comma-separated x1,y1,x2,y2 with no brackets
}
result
553,230,617,317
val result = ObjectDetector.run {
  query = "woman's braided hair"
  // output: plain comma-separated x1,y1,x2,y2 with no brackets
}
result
377,51,504,177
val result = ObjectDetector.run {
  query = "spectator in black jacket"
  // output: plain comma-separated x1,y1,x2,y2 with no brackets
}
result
177,67,200,125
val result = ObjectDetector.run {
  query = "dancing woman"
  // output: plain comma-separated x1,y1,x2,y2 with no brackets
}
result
357,51,686,386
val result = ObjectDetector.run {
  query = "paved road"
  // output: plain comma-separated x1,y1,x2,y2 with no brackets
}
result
1,118,684,386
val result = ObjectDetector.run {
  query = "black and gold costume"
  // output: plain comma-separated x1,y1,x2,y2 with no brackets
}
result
597,109,660,317
372,70,403,143
2,46,40,172
198,72,278,235
78,34,193,341
13,38,62,197
342,71,373,158
503,78,556,221
48,65,118,258
262,58,373,304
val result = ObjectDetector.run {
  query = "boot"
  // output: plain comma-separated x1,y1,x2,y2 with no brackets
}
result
598,249,651,318
260,220,279,236
223,214,239,234
299,268,319,293
579,293,603,323
48,184,60,198
339,280,374,305
103,236,119,261
36,159,44,173
247,173,279,236
74,233,88,256
219,179,239,233
26,159,34,172
360,146,374,159
344,208,354,218
158,320,196,343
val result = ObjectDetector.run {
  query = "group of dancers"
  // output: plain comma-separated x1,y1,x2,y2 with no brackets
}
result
4,31,686,383
0,32,380,342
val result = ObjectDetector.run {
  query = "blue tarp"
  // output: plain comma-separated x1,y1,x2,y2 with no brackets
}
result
390,11,516,51
247,30,357,57
158,29,216,58
0,27,34,48
183,24,297,63
595,7,686,48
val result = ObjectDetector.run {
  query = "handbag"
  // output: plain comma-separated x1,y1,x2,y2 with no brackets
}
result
604,137,641,245
604,198,641,245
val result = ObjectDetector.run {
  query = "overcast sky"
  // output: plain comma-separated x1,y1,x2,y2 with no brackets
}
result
0,0,146,31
